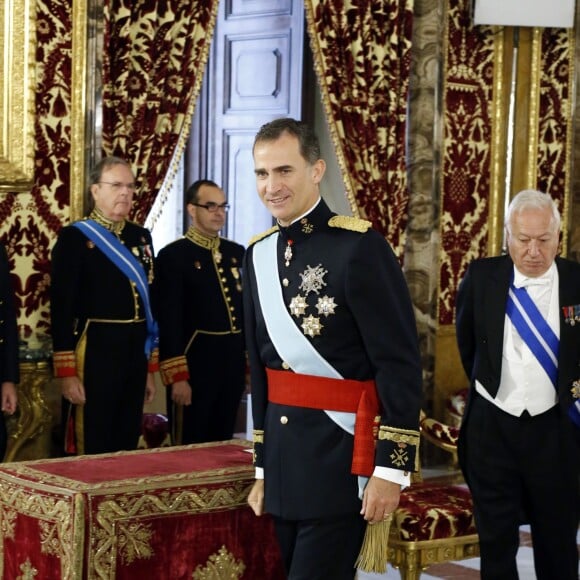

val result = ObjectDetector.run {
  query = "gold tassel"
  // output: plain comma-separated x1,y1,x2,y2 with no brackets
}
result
355,514,392,573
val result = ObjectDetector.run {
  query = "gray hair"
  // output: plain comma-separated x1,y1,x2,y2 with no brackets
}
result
504,189,561,234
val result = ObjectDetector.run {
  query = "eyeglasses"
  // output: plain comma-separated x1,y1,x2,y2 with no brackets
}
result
192,202,230,213
98,181,137,193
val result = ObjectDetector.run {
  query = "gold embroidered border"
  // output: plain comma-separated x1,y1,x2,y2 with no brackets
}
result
90,480,253,577
0,440,253,493
0,478,85,580
160,355,189,385
252,430,264,444
377,426,420,448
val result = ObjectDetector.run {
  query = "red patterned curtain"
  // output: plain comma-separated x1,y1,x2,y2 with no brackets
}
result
438,0,494,326
537,28,572,206
102,0,219,224
304,0,415,256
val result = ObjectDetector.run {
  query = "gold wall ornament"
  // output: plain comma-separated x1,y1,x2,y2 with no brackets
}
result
16,558,38,579
4,360,54,462
70,0,89,220
0,0,36,191
192,545,246,580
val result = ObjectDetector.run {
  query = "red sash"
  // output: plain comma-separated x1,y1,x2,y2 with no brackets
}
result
266,368,379,476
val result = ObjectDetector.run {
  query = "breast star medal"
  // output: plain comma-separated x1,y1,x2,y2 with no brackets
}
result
301,314,323,337
289,295,308,317
572,380,580,399
290,264,337,337
316,295,337,317
299,264,328,295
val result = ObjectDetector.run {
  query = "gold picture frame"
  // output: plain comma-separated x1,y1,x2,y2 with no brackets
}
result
0,0,36,192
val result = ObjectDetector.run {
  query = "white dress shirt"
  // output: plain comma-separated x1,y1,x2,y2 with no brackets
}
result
476,262,559,416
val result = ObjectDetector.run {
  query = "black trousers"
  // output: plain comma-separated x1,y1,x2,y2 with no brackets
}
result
167,332,245,444
462,394,579,580
76,321,148,455
273,513,366,580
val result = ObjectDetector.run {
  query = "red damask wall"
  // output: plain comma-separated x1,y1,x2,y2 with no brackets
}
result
2,0,72,342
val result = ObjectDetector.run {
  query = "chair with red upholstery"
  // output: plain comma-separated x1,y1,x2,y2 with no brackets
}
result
386,413,479,579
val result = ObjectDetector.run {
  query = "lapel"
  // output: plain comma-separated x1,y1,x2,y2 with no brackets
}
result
556,257,580,387
484,256,513,392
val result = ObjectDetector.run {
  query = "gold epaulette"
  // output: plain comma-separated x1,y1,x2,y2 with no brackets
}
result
328,215,372,233
248,225,279,247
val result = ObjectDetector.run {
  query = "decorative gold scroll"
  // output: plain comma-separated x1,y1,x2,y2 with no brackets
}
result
70,0,89,220
0,0,36,191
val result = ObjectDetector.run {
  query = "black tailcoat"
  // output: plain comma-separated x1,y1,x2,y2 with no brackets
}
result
455,254,580,578
456,255,580,458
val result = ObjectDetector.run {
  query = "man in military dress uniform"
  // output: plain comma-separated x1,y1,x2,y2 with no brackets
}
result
244,118,423,579
156,179,245,444
51,156,157,455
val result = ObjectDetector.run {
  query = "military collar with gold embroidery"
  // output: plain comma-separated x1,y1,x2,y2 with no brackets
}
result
88,209,125,236
185,227,221,251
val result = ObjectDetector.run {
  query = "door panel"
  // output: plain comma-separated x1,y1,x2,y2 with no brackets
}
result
203,0,305,246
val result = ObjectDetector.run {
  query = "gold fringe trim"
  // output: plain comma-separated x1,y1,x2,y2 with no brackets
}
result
248,225,278,247
355,514,392,573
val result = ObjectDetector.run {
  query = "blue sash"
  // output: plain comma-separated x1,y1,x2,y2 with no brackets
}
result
506,278,559,388
73,220,158,357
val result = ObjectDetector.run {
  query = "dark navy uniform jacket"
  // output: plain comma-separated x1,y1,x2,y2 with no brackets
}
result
51,220,155,364
243,199,422,520
155,229,245,383
155,229,245,443
50,217,156,454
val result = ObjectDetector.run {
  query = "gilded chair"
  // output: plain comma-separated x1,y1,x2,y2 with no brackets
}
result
387,413,479,580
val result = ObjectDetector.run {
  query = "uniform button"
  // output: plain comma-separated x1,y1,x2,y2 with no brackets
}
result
280,416,288,425
281,361,290,370
282,278,289,287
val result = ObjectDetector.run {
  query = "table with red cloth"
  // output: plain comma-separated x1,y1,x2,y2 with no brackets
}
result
0,439,284,579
